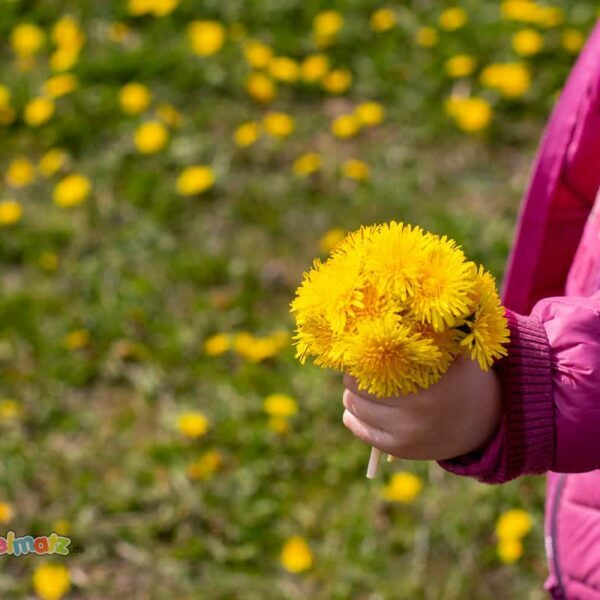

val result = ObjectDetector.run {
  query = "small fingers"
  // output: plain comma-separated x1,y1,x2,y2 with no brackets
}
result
342,389,398,430
342,409,398,455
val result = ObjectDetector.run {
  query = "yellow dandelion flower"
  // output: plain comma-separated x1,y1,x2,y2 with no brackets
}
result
439,7,468,31
480,63,531,98
120,82,151,115
445,96,492,133
44,74,78,98
11,23,45,57
319,228,346,253
263,112,295,138
371,8,396,32
188,20,225,56
280,536,313,573
416,26,439,48
6,157,35,188
203,334,230,356
341,158,370,181
32,564,70,600
459,266,510,370
52,16,85,51
0,502,14,523
512,28,544,56
269,56,300,83
354,101,385,127
39,149,67,177
0,399,22,420
53,174,91,208
134,121,168,154
24,97,55,127
152,0,179,16
445,54,476,78
562,29,585,54
381,471,423,503
49,47,80,72
331,114,360,138
128,0,154,16
176,166,215,196
234,121,261,147
156,103,182,127
264,393,298,418
176,411,210,438
246,72,277,104
301,54,329,82
243,40,273,70
497,538,523,564
187,449,222,480
0,200,23,226
233,332,283,363
292,314,340,368
292,153,322,177
322,68,352,94
344,315,441,396
313,10,343,47
268,416,290,434
496,509,533,541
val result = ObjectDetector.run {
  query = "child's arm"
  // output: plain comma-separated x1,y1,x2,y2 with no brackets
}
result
342,291,600,483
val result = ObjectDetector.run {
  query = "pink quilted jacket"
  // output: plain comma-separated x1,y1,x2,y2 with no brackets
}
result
438,22,600,600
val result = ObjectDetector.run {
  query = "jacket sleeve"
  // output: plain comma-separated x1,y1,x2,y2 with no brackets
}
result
438,291,600,483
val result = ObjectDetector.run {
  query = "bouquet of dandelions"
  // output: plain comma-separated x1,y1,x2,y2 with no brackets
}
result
291,222,510,478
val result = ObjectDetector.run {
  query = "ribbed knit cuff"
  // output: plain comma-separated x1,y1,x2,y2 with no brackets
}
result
437,309,555,484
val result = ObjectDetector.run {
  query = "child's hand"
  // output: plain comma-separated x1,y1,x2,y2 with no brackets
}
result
342,356,503,461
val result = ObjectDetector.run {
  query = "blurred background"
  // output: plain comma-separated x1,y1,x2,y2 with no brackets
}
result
0,1,597,598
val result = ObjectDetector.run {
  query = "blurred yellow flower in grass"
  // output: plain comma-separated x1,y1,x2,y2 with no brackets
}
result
562,29,585,54
234,121,261,148
263,112,295,138
40,149,68,177
52,16,85,51
53,174,91,207
268,417,290,435
6,157,35,188
331,114,360,139
39,251,59,272
44,74,78,98
246,73,277,104
188,20,225,56
134,121,169,154
512,28,544,56
322,69,352,94
152,0,179,16
481,63,531,98
64,329,90,350
445,96,492,133
0,86,10,107
0,502,14,523
496,508,533,541
128,0,154,15
438,7,468,31
301,54,329,82
341,159,371,181
416,26,439,48
313,10,344,47
243,40,273,70
501,1,563,28
177,411,210,439
371,8,396,32
32,564,70,600
24,97,55,127
281,536,313,573
354,101,385,126
156,103,182,127
497,538,523,564
0,399,22,420
50,47,80,72
445,55,476,78
381,471,423,503
0,201,23,226
233,331,287,362
120,82,152,115
0,85,15,125
11,23,45,57
203,333,231,356
187,449,222,480
269,57,300,83
176,166,215,196
292,153,322,177
319,228,346,253
263,394,298,418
